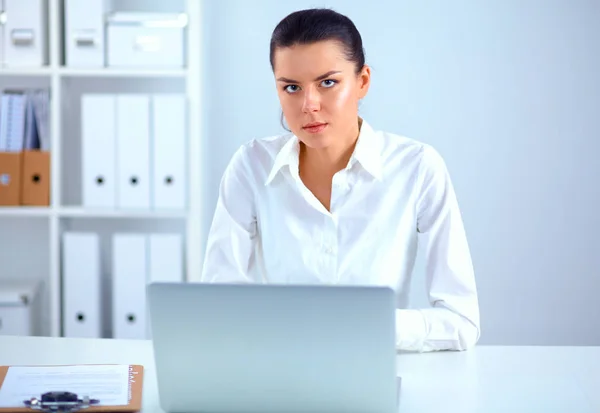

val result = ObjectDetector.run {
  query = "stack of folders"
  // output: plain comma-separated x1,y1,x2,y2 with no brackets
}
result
81,94,187,211
0,89,50,206
62,231,184,340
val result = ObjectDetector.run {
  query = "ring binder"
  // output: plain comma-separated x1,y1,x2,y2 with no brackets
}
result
23,391,100,413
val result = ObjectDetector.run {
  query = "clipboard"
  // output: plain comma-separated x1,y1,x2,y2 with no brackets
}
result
0,364,144,412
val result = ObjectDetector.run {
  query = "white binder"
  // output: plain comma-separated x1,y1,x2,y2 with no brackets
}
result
148,233,184,283
146,233,184,338
62,233,101,338
151,94,187,210
116,95,151,209
3,0,47,67
81,94,116,208
64,0,108,67
112,234,147,339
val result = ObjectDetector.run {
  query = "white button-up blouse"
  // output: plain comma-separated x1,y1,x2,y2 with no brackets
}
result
201,119,481,352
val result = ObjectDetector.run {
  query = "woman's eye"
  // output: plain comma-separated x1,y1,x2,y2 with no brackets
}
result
285,85,299,93
321,79,337,88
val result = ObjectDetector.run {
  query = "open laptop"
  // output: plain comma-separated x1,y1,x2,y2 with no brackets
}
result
147,282,398,413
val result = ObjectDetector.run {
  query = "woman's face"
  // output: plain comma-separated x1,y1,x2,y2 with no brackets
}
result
272,40,370,150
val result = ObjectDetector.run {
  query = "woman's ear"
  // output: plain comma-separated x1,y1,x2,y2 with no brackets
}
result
357,65,371,99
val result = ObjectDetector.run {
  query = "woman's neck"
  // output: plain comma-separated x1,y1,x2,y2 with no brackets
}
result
300,119,361,177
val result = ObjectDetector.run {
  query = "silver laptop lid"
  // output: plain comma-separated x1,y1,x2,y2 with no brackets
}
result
148,282,397,413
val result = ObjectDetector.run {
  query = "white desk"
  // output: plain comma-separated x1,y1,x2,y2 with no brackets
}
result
0,336,599,412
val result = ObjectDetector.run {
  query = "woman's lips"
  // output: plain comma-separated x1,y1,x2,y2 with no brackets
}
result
303,123,328,134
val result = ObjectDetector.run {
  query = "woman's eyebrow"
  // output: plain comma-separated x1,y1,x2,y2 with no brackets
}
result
314,70,341,81
276,70,341,83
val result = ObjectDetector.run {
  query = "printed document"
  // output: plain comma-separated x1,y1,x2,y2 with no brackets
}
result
0,365,130,408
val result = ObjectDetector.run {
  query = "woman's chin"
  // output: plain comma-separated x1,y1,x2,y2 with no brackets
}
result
297,131,333,149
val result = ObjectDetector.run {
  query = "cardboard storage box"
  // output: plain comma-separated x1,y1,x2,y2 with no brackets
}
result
0,152,22,206
21,150,50,205
0,150,50,206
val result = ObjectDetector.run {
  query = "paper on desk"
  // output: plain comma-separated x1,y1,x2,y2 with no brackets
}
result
0,365,130,408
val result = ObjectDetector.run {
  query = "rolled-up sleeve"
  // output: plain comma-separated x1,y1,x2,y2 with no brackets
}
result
396,144,481,352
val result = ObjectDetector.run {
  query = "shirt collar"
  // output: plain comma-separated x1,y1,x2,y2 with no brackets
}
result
350,118,383,180
264,133,300,186
264,118,382,186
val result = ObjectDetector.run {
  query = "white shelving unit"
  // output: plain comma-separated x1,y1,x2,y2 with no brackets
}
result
0,0,203,338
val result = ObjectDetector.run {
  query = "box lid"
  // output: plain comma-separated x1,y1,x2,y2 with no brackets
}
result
0,280,39,306
106,12,188,28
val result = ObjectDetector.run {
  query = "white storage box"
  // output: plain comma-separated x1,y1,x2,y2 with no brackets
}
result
64,0,109,67
106,12,187,68
0,280,40,336
1,0,48,67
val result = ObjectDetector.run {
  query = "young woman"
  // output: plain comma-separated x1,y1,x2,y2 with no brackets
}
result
201,8,480,352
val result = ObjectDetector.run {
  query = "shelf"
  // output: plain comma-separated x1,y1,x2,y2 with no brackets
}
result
58,68,188,78
58,208,188,219
0,67,53,76
0,207,52,217
0,0,202,338
0,207,187,219
0,68,188,78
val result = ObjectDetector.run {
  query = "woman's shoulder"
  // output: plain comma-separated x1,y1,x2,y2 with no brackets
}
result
243,132,295,152
223,132,296,181
369,124,449,175
372,126,431,160
233,132,295,164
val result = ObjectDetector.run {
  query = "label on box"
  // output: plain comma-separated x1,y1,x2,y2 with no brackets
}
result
0,174,10,186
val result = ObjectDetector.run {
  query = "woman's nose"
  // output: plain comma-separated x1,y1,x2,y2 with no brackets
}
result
302,89,320,113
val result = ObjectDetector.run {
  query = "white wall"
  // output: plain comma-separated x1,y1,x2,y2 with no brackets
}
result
199,0,600,346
